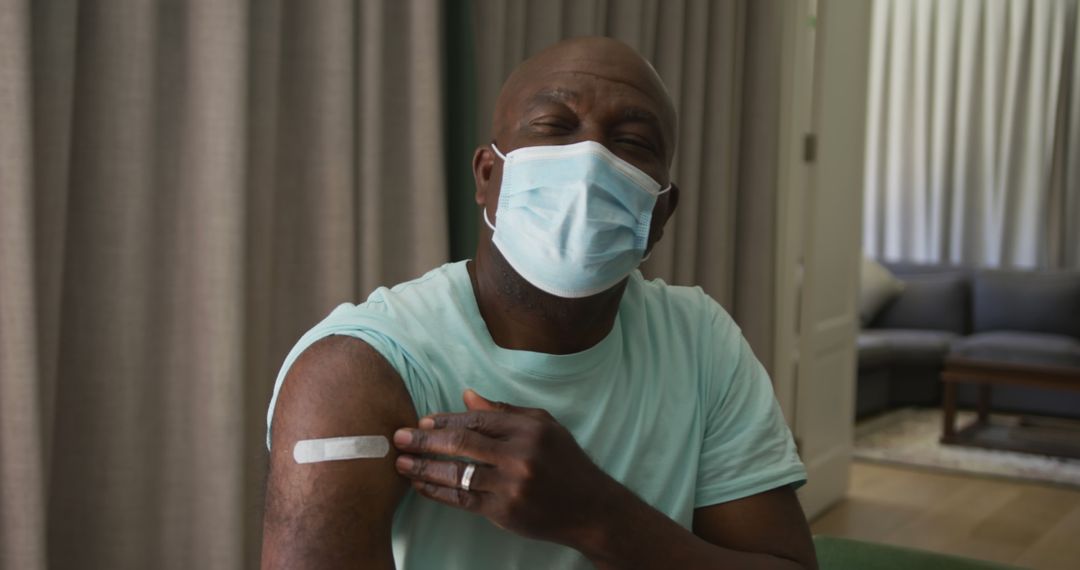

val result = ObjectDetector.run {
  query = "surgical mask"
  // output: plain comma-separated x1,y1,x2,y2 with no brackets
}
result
484,140,671,298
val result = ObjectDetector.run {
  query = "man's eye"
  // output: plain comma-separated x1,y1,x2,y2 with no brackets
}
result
534,121,572,132
617,137,654,152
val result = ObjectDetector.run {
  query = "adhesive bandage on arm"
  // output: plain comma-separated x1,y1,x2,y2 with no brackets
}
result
293,435,390,464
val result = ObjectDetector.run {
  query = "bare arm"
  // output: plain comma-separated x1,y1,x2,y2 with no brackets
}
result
690,486,817,569
557,457,815,569
585,483,817,569
261,335,417,569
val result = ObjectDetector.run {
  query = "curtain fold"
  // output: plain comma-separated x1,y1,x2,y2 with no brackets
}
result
0,1,448,568
471,0,746,308
1,0,47,567
864,0,1080,269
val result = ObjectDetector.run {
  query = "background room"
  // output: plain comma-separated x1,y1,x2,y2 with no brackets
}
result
0,0,1077,569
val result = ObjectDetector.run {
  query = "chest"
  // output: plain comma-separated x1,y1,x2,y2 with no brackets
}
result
420,339,706,511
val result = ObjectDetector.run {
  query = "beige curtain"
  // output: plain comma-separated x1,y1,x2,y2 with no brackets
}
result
864,0,1080,269
0,1,447,569
472,0,746,308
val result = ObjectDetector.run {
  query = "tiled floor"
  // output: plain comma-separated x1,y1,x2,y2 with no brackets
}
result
811,461,1080,569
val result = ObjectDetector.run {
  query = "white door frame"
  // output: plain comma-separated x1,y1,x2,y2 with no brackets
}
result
773,0,872,520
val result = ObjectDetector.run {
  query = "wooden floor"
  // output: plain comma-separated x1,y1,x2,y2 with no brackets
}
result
810,461,1080,569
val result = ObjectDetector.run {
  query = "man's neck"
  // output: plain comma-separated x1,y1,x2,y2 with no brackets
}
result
467,251,626,355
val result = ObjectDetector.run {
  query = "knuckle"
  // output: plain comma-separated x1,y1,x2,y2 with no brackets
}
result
519,461,537,484
465,414,485,431
412,458,428,477
522,424,546,448
506,482,526,504
449,429,468,453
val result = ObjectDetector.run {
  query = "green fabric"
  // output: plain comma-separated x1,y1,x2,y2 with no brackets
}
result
442,0,478,261
267,261,805,569
814,536,1022,570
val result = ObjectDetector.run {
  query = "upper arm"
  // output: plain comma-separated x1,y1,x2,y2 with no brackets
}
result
691,305,814,566
692,486,818,569
261,335,418,569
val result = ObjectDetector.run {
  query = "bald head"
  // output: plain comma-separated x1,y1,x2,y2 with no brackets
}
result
491,37,678,167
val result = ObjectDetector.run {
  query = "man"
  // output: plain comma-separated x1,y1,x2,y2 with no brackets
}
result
261,37,817,569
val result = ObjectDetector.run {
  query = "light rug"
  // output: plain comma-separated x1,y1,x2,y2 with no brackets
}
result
853,408,1080,488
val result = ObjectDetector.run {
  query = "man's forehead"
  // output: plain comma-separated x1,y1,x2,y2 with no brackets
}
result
521,85,664,129
493,37,678,152
518,56,668,103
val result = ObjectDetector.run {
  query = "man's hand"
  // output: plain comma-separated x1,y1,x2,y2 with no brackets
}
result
394,389,816,569
392,389,617,548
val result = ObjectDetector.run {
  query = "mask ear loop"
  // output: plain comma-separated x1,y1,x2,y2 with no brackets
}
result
483,142,508,230
640,183,673,263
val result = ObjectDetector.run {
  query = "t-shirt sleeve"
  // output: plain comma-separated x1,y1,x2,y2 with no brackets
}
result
694,308,806,508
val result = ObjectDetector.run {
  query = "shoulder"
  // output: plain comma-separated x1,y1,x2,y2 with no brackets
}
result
267,262,467,447
362,261,467,317
630,272,754,404
275,334,416,433
630,271,737,338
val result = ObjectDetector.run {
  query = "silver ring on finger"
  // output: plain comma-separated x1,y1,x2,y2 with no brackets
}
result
460,463,476,492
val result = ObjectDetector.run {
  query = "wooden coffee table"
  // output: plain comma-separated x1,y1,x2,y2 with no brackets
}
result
941,357,1080,459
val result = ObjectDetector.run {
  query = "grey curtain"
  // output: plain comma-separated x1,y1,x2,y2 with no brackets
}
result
864,0,1080,269
0,1,448,569
471,0,747,308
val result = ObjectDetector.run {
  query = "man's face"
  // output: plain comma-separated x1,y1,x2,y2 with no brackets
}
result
477,40,678,257
495,73,672,186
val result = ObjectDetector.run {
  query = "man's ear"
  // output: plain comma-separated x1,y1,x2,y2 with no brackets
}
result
645,182,680,255
473,145,496,206
662,182,680,223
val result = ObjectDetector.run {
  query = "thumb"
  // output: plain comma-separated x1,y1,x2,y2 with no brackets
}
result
464,389,550,420
463,389,504,411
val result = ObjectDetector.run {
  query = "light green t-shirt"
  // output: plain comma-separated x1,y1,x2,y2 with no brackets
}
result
266,261,805,569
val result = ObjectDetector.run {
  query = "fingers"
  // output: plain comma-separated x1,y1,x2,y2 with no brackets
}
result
411,479,484,512
396,456,491,513
395,455,495,493
420,410,522,437
393,426,501,461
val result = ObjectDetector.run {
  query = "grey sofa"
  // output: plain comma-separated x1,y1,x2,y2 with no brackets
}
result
856,262,1080,419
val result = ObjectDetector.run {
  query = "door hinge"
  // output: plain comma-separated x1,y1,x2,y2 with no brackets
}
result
803,133,817,163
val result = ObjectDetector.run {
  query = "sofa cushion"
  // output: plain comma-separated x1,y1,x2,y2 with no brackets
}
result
858,329,959,368
973,270,1080,338
871,273,970,333
949,331,1080,368
859,257,905,324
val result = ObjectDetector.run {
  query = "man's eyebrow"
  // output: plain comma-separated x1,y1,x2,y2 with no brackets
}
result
524,88,580,109
620,106,663,129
